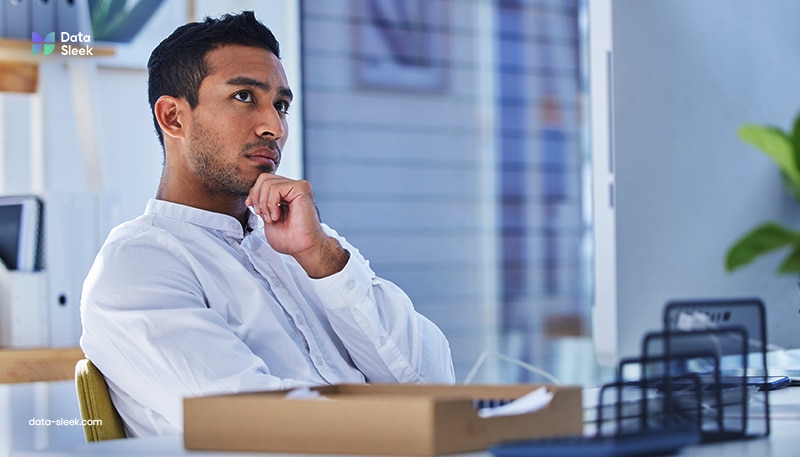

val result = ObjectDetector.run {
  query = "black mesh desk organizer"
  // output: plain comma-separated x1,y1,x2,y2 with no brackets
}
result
488,299,770,457
592,298,771,443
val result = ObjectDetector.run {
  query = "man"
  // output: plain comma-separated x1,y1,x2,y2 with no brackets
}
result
80,11,455,438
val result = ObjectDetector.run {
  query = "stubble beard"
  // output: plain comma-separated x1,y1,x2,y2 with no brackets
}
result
187,119,262,198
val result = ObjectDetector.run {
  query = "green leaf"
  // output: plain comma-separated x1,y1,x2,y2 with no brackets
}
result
725,222,800,272
106,0,128,22
738,124,800,191
93,0,164,43
792,111,800,172
778,245,800,273
88,0,110,31
89,0,126,34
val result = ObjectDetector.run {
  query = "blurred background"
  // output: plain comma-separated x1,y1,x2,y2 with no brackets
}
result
301,0,590,384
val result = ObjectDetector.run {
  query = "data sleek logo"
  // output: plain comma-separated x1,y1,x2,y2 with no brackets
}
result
31,32,56,56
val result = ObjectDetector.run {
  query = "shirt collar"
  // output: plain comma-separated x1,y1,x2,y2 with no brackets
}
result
145,198,262,241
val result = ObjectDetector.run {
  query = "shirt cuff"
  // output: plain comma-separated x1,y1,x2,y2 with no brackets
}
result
310,249,373,310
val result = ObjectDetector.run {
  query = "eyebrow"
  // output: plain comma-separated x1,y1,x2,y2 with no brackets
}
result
226,76,294,101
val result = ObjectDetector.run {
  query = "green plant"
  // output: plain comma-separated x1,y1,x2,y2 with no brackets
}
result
89,0,164,43
725,111,800,274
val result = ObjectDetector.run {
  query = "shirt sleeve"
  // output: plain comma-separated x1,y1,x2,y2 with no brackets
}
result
309,225,456,384
80,228,312,435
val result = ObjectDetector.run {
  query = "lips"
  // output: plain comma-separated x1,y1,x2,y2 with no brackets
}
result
246,148,280,168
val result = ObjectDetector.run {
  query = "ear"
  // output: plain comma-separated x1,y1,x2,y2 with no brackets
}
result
154,95,188,140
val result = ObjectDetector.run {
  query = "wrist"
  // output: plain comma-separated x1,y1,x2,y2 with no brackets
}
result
294,236,350,279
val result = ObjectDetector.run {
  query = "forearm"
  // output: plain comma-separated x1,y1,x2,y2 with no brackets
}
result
323,278,455,383
310,233,455,383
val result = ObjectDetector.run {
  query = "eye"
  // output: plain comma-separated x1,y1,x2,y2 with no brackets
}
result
275,100,290,115
234,90,254,103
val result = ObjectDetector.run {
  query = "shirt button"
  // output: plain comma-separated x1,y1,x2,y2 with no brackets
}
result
379,336,387,346
296,315,305,326
345,279,356,290
315,355,324,365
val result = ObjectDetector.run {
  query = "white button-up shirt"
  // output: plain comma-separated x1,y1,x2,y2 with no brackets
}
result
80,199,455,437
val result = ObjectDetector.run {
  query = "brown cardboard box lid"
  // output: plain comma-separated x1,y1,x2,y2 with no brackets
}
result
184,383,583,455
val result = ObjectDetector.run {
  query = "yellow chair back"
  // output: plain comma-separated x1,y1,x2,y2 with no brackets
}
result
74,358,127,441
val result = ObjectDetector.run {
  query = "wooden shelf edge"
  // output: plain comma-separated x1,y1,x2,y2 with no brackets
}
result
0,38,114,92
0,347,85,384
0,62,38,93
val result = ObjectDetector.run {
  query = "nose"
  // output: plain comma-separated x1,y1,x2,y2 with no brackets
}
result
256,106,286,140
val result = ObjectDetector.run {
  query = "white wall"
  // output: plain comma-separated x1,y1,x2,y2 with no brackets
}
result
590,0,800,367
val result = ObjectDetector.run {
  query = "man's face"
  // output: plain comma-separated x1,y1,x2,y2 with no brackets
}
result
185,45,292,197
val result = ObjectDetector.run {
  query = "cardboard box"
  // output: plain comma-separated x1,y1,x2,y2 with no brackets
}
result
184,383,583,455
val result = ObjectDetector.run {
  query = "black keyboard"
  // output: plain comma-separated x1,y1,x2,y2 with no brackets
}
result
489,428,701,457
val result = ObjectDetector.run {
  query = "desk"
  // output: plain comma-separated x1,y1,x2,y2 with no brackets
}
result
11,387,800,457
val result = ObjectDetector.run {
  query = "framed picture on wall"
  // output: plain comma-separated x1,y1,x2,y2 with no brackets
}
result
353,0,448,92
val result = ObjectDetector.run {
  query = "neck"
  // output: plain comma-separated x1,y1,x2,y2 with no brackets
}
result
156,171,251,230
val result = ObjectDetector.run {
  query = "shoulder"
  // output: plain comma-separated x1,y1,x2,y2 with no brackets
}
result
82,216,204,308
88,216,197,284
101,215,185,258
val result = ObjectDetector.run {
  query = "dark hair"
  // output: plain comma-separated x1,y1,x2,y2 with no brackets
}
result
147,11,280,149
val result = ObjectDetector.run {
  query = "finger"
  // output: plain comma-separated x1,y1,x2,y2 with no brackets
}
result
245,194,257,214
254,173,285,219
247,176,267,216
266,180,286,222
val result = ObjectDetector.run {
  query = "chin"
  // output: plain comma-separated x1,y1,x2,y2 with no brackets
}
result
257,164,277,174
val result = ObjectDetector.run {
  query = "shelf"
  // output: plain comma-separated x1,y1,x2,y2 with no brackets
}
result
0,347,84,383
0,38,114,93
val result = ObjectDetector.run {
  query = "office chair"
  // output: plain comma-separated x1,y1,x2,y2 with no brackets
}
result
74,358,127,441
